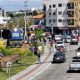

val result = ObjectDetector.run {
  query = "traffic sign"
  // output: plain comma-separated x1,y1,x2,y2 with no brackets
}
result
6,61,12,68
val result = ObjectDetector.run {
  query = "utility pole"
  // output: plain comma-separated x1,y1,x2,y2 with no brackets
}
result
51,24,53,34
51,24,54,39
24,0,28,41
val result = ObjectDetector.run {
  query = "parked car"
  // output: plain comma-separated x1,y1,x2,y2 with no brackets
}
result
53,51,66,63
55,40,64,47
70,36,78,45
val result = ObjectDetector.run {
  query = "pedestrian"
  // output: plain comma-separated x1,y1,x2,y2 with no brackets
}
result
43,37,46,45
34,45,38,55
50,39,53,50
37,52,41,64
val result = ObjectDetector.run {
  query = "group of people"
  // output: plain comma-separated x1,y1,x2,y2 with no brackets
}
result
29,35,55,64
29,44,42,64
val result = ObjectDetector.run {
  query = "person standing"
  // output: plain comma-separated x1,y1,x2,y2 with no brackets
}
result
38,46,42,63
43,37,46,45
34,45,38,55
37,52,41,64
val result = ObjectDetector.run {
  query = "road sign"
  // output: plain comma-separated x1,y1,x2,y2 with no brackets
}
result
6,61,12,68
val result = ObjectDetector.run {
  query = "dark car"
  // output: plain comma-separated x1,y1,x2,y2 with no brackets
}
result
53,51,66,63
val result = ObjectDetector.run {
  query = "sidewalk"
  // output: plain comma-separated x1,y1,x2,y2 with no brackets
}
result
8,43,53,80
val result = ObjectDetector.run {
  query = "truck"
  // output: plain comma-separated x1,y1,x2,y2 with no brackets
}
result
9,28,24,47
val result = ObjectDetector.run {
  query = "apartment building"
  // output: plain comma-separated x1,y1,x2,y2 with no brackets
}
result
43,0,80,34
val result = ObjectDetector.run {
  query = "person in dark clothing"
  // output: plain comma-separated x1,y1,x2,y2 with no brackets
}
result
37,53,41,64
43,38,46,45
34,45,38,55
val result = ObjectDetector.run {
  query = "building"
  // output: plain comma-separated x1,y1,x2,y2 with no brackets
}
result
0,8,11,28
42,0,80,34
29,14,44,25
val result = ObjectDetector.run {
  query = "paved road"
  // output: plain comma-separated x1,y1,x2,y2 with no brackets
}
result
33,43,80,80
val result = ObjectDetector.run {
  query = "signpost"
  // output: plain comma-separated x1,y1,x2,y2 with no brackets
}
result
6,61,12,80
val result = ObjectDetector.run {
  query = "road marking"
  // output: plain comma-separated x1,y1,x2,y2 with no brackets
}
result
16,51,51,80
29,63,51,80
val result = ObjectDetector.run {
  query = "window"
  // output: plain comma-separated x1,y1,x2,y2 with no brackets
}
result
53,4,56,8
58,11,62,15
53,19,56,23
49,12,51,15
58,4,62,7
67,11,74,17
49,19,52,24
49,5,51,8
53,12,56,15
63,19,67,22
67,2,74,9
63,3,67,6
67,19,74,25
43,5,46,11
58,19,62,22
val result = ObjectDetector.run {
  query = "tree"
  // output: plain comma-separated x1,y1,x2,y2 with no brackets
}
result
7,18,17,29
35,28,43,41
19,17,25,28
32,10,38,16
27,20,32,27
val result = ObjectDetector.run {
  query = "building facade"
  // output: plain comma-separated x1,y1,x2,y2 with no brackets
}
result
43,0,80,34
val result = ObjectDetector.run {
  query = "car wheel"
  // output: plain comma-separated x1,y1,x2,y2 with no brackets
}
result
51,61,54,64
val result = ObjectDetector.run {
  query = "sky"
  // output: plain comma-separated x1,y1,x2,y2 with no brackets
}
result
0,0,43,11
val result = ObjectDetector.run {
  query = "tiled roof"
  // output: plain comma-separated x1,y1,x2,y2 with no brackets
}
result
30,14,43,19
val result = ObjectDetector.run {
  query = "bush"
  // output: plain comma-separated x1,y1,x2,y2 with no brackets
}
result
0,48,12,56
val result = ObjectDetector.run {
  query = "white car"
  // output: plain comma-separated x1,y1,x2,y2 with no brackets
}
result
55,41,64,47
66,35,71,43
75,47,80,57
55,35,62,41
69,61,80,71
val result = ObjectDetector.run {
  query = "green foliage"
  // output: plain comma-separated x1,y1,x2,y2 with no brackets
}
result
11,48,21,55
19,17,25,28
8,18,18,28
27,21,33,27
35,28,43,40
0,48,12,56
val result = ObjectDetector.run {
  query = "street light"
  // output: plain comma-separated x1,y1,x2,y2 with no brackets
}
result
0,24,3,39
24,0,28,41
1,29,3,38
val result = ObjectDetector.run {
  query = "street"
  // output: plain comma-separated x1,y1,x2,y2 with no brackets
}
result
33,43,80,80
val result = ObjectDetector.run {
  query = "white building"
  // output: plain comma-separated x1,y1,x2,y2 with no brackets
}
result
43,0,69,28
0,17,11,24
0,8,11,25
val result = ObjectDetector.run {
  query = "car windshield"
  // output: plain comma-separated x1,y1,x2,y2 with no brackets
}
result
54,52,63,56
66,36,71,38
56,42,63,44
72,59,80,62
67,37,71,39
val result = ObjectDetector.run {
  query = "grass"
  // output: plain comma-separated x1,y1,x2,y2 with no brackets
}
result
0,55,37,80
0,43,44,80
